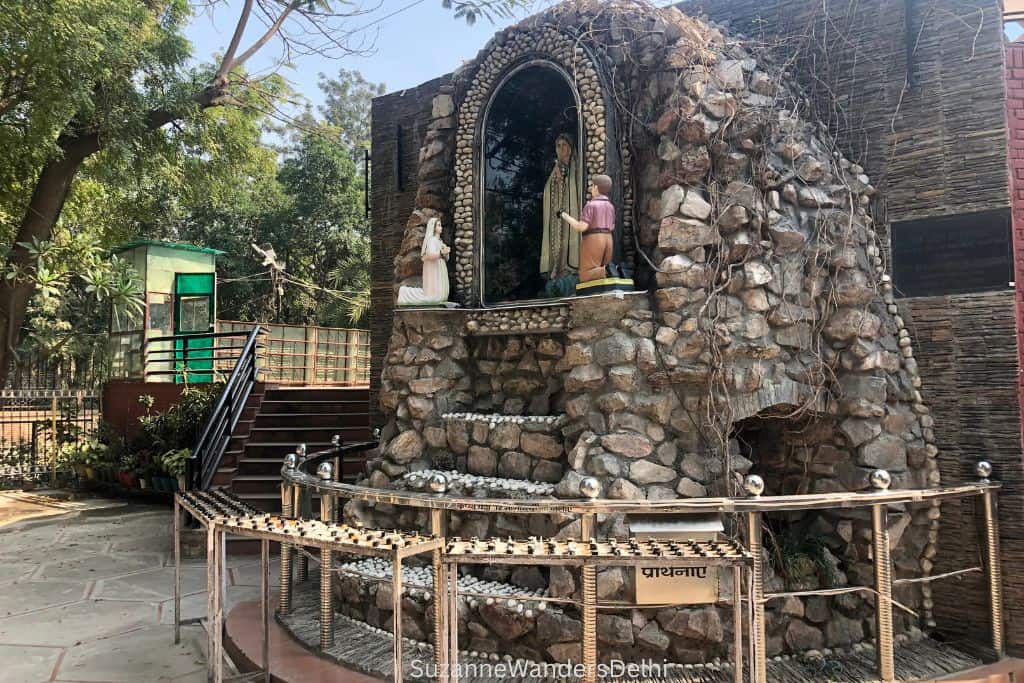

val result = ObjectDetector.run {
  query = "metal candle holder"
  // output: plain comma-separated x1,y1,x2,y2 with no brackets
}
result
170,447,1007,683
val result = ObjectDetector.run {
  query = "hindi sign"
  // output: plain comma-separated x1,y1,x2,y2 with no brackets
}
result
630,515,722,605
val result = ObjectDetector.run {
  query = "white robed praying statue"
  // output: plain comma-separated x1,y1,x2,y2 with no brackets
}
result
397,217,451,306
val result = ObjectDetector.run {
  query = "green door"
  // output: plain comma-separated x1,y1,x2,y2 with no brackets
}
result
173,273,215,383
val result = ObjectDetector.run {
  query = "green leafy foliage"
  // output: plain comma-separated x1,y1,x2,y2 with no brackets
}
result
132,384,221,456
1,0,531,374
317,69,386,154
441,0,521,25
5,231,144,360
0,0,195,242
59,438,111,468
158,447,191,477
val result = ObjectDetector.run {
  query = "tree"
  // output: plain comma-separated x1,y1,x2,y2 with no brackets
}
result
208,122,372,327
318,69,386,154
0,0,525,383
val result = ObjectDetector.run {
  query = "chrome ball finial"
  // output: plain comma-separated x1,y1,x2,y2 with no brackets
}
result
284,452,297,470
296,443,307,457
579,477,602,499
317,461,333,482
870,469,892,491
331,434,341,447
372,427,382,440
426,472,448,494
743,474,765,497
975,460,993,481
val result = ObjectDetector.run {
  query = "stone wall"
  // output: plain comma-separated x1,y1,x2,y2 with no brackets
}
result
685,0,1021,653
360,0,943,663
467,335,567,415
684,0,1008,226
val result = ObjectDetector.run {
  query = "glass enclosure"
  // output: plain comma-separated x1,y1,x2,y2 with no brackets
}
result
483,63,582,303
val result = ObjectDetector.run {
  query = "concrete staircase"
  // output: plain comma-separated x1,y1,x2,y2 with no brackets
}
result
212,385,371,512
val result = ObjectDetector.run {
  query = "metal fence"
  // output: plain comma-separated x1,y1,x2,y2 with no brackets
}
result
0,349,109,488
0,389,101,487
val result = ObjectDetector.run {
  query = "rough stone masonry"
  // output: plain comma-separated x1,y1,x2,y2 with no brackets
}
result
350,0,940,666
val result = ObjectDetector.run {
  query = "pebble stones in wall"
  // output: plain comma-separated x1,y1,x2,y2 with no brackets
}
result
464,305,569,335
451,26,611,301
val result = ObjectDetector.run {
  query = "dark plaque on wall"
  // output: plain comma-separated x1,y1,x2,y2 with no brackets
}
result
891,209,1012,298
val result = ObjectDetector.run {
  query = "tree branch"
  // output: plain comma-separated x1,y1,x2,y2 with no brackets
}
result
216,0,255,81
229,0,303,73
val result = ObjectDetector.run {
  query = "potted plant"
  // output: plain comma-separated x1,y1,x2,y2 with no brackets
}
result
139,461,160,490
61,442,88,479
115,449,136,488
69,440,108,481
161,448,191,492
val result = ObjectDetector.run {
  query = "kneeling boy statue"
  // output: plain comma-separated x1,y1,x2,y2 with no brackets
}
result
558,174,633,294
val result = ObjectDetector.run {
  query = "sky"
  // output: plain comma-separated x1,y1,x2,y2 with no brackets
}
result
183,1,538,119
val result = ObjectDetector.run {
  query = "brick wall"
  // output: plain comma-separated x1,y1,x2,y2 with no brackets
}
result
369,76,450,427
900,292,1024,652
1005,42,1024,445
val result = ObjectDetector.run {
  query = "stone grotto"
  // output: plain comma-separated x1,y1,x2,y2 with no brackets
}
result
344,0,941,669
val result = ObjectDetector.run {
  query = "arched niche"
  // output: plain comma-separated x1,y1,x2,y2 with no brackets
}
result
450,26,633,306
480,62,583,304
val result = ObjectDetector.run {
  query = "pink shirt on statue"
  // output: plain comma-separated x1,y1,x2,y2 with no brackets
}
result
580,195,615,233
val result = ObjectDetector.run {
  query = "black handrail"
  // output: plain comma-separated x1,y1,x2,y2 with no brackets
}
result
186,325,262,490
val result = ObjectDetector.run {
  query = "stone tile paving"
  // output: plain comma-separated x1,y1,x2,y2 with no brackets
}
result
0,501,274,682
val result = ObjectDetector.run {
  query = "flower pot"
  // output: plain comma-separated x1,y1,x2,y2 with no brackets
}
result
139,478,148,490
73,464,87,478
83,466,95,480
176,475,186,492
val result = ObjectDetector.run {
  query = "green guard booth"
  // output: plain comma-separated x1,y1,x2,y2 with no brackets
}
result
109,240,223,383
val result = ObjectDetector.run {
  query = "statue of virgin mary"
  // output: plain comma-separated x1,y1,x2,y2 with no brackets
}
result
540,133,581,279
397,217,450,306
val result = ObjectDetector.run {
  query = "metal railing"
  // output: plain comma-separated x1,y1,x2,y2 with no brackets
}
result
121,321,369,386
142,330,261,383
186,326,262,490
280,444,1006,683
217,321,369,386
0,389,100,486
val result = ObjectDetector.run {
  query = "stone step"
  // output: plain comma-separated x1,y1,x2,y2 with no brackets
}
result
264,386,369,403
251,412,369,428
260,399,369,414
247,425,369,443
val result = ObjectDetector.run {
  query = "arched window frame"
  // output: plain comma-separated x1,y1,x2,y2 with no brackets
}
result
477,59,585,307
449,26,633,307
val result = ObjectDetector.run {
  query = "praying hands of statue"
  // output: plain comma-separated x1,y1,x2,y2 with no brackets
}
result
424,246,449,261
557,209,589,233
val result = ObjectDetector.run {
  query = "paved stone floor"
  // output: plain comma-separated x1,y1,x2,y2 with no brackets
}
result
0,499,274,682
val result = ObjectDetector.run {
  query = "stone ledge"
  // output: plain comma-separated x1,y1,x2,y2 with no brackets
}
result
396,469,556,497
443,412,567,429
